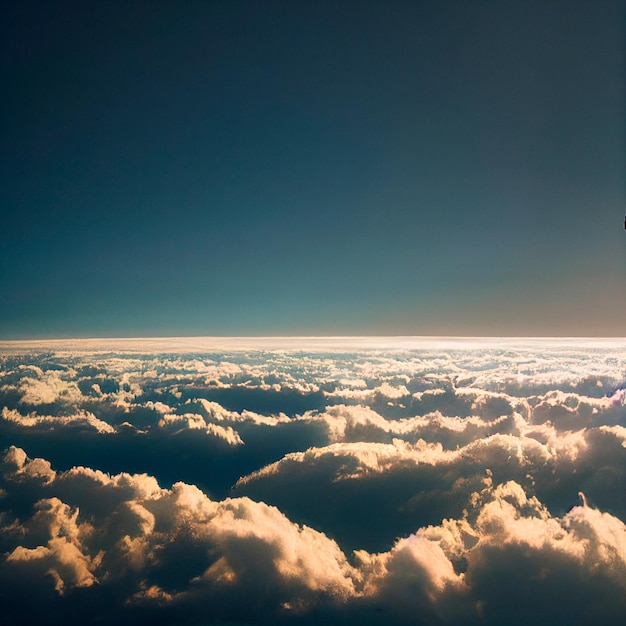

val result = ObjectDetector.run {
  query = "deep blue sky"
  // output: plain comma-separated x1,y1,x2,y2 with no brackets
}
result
1,0,624,338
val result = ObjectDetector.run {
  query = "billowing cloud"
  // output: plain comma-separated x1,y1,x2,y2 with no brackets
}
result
2,406,116,434
1,338,625,624
2,447,625,625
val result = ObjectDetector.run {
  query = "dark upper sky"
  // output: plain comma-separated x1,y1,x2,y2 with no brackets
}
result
1,0,624,338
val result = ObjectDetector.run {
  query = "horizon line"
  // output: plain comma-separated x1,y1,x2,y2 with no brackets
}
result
2,333,626,340
2,334,626,346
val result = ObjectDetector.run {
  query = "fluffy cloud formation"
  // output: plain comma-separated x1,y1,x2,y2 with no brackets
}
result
1,447,625,625
2,406,116,434
1,338,625,624
0,448,355,620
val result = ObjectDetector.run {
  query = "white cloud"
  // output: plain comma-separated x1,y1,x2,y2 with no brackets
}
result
2,406,116,434
2,445,56,484
205,423,244,445
18,371,84,406
157,412,243,444
5,496,99,593
2,339,626,624
2,444,626,624
7,537,97,593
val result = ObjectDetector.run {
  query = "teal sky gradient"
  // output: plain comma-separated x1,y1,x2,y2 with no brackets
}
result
1,0,624,338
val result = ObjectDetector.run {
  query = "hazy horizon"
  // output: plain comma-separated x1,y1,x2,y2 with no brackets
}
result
3,333,626,342
2,334,626,351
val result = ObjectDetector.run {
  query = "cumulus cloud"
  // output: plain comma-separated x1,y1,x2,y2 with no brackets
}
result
1,445,57,485
2,448,626,625
1,449,357,620
6,497,99,593
17,371,84,406
1,338,626,624
2,406,116,434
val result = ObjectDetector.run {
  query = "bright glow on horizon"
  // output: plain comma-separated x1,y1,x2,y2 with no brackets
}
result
2,335,626,354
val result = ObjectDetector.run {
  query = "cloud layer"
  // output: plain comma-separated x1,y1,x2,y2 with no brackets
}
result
1,338,625,624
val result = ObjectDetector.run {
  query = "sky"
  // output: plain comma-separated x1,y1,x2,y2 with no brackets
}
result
1,0,625,338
